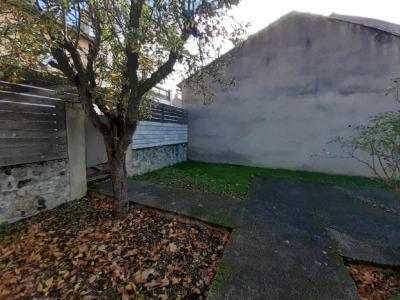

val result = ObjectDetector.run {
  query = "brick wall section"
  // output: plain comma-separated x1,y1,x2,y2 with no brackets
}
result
0,159,70,223
126,144,187,176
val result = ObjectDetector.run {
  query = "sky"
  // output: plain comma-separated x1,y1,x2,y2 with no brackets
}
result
163,0,400,95
229,0,400,35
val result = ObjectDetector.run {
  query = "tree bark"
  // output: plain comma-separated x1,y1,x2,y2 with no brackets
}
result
110,153,129,216
104,121,137,217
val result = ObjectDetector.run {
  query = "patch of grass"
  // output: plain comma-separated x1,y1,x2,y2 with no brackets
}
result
190,207,238,229
0,222,11,234
190,207,208,217
209,215,237,229
0,221,27,237
211,261,226,291
135,161,389,199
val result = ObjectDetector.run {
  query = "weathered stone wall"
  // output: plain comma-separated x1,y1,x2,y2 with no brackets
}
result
126,144,187,176
0,159,70,223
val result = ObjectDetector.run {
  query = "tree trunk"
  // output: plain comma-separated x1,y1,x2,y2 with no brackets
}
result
110,154,129,216
104,121,137,217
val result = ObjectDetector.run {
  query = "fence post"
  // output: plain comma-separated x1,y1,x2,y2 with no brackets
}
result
65,102,87,200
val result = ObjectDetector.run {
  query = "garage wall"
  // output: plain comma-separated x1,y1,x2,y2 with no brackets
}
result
183,12,400,177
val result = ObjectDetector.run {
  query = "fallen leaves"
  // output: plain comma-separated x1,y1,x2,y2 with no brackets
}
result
166,242,178,253
125,282,137,292
346,260,400,300
0,196,229,299
134,268,156,284
37,277,53,294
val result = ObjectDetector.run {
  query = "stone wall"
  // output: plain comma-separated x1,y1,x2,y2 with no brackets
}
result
126,144,187,176
0,159,70,223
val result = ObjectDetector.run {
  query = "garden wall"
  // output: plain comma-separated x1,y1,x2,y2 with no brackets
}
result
0,160,70,223
85,105,188,176
183,12,400,177
0,82,87,223
126,143,187,176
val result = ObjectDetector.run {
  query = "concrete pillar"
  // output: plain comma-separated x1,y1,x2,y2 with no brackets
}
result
65,102,87,200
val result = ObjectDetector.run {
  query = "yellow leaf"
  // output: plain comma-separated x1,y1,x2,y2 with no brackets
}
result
167,243,178,253
98,245,107,252
159,294,169,300
37,282,44,293
88,275,97,284
125,282,137,292
38,277,53,293
45,277,53,289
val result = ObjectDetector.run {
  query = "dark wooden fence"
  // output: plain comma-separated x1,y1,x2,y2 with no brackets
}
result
149,102,188,124
0,81,68,167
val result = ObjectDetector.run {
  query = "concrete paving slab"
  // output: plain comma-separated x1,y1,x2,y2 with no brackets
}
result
94,177,400,299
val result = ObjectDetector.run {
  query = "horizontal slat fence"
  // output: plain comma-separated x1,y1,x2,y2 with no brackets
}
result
132,121,187,149
0,83,68,167
149,102,188,124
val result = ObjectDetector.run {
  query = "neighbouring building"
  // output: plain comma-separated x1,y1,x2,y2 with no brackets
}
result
182,11,400,177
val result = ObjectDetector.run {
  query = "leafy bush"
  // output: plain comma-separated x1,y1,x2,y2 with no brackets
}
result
333,111,400,200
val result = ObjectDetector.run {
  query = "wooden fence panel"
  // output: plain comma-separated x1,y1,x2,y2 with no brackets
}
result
132,121,188,149
0,80,78,101
149,102,188,124
0,87,67,167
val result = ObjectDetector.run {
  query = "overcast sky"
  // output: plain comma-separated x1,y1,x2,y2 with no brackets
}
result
230,0,400,35
164,0,400,94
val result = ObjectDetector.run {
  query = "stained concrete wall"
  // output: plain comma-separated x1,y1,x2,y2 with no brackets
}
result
183,12,400,177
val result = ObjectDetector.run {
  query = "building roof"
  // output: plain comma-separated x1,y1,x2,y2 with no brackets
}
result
329,13,400,37
179,11,400,87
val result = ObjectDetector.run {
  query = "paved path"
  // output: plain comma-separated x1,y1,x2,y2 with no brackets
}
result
95,177,400,300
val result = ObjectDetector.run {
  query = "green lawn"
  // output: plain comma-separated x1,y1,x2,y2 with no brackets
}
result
135,161,389,199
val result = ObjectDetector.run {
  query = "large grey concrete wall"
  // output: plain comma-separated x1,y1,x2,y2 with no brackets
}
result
183,12,400,177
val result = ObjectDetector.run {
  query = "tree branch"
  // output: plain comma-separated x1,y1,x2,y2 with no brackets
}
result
125,0,144,89
50,47,110,140
87,2,101,89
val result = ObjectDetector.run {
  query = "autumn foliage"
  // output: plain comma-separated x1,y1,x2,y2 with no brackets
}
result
0,196,229,299
347,260,400,300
